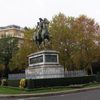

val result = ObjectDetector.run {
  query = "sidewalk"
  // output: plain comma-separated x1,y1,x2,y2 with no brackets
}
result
0,86,100,99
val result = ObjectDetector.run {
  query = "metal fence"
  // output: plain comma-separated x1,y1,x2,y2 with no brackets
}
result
64,70,87,77
8,70,87,80
8,73,25,80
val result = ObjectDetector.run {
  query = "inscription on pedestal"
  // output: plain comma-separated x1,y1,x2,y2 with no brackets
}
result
26,50,64,79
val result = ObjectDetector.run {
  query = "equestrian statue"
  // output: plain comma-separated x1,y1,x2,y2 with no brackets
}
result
33,18,51,49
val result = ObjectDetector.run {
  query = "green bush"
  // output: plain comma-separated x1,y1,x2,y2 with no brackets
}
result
8,80,20,87
7,75,96,88
26,75,96,89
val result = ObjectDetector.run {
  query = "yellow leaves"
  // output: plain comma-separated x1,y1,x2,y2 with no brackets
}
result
49,13,100,70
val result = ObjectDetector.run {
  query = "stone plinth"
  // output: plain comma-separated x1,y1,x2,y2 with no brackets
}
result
25,50,64,79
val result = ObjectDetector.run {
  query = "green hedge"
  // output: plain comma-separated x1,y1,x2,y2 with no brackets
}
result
26,75,96,89
7,75,96,88
8,80,20,87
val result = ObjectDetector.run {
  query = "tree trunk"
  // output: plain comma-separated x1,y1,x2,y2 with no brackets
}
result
3,64,9,78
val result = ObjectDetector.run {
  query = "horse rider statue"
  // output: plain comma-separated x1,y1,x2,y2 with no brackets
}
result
33,18,50,48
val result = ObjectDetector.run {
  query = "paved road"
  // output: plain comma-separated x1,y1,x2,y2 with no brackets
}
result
2,89,100,100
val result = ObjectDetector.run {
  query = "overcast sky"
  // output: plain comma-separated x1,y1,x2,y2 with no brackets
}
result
0,0,100,27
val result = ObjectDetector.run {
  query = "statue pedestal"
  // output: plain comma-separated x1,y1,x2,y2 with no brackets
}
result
25,50,64,79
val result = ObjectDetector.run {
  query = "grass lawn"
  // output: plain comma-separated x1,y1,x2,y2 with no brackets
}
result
0,86,73,94
0,86,26,94
0,82,100,94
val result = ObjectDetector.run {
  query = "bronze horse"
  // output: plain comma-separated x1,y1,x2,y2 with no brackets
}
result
33,18,50,48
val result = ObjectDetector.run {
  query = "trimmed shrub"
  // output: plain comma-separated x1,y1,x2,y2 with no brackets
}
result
95,73,100,82
8,80,20,87
26,75,96,89
7,75,96,88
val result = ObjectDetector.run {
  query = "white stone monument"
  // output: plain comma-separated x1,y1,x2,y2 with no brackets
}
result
25,50,64,79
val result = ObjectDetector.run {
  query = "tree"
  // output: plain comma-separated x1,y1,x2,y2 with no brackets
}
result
74,15,100,72
50,13,77,70
49,13,100,72
0,35,18,78
9,27,37,71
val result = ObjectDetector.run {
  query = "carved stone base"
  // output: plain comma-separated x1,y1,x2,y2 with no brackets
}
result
25,64,64,79
25,50,64,79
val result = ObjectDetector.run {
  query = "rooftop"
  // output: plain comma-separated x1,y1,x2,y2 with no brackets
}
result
0,25,23,30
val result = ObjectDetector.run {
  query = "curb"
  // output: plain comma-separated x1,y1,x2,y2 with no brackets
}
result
0,86,100,99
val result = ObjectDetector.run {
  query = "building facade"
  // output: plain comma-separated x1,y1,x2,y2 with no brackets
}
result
0,25,24,38
0,25,24,46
